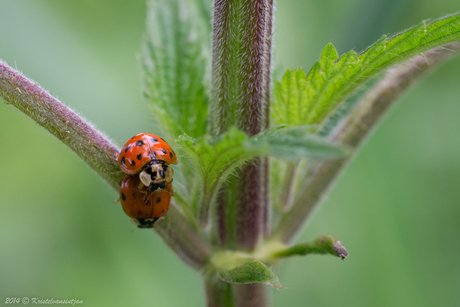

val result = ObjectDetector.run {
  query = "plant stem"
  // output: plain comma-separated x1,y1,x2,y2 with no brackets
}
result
233,284,269,307
211,0,271,251
261,0,274,239
0,60,121,190
217,187,228,245
261,158,270,237
205,278,234,307
155,206,211,270
237,158,263,249
235,0,268,251
210,0,272,304
274,42,460,243
236,0,266,137
271,235,348,259
210,0,232,136
262,0,273,132
0,59,211,270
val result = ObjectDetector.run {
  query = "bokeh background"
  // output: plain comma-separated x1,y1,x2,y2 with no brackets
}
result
1,0,460,306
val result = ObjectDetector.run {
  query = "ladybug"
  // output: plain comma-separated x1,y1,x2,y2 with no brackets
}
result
118,133,178,192
119,175,173,228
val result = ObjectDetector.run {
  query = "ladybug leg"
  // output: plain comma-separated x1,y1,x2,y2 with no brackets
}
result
138,181,147,190
113,197,120,204
141,190,152,204
137,181,150,203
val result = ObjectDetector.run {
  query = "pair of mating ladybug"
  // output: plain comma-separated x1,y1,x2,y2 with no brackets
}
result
117,133,178,228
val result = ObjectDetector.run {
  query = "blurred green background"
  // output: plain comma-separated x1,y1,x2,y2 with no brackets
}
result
1,0,460,306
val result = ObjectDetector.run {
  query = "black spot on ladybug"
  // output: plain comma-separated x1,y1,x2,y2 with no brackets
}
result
169,152,173,158
138,211,142,215
172,150,176,156
151,137,158,143
132,192,136,197
130,160,136,166
121,156,126,166
161,149,167,155
125,144,131,153
156,197,161,203
137,153,142,160
161,209,165,213
136,140,144,146
121,193,126,201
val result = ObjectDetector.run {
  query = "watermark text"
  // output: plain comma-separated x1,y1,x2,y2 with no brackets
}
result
5,297,83,305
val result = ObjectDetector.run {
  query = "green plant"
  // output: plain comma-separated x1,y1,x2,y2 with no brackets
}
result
1,0,459,306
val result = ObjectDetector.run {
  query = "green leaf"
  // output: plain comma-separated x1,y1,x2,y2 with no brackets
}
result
140,0,211,139
272,13,460,128
251,126,351,161
177,128,256,222
177,126,349,222
271,235,349,260
272,69,308,126
217,259,283,289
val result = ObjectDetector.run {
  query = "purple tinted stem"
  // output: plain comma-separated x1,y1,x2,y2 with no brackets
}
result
0,59,211,270
261,0,274,238
235,0,268,251
0,60,121,190
210,0,232,136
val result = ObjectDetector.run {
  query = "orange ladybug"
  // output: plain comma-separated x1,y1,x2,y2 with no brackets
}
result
119,175,173,228
118,133,178,192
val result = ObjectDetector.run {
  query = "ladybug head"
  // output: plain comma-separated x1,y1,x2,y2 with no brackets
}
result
139,162,173,192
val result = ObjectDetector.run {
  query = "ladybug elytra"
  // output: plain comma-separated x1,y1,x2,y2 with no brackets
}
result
120,175,173,228
118,133,178,192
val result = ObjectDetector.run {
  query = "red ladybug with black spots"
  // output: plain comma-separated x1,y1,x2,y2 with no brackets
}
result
119,175,173,228
118,133,178,192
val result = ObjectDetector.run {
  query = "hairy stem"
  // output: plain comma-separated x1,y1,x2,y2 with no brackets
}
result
261,158,270,237
211,0,271,251
272,235,348,259
236,0,266,136
205,278,234,307
0,60,121,190
217,187,228,245
237,158,262,249
235,0,268,251
261,0,274,238
233,284,268,307
210,0,232,136
262,0,273,131
274,42,460,243
0,60,210,270
210,1,272,304
155,207,211,270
